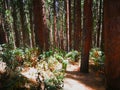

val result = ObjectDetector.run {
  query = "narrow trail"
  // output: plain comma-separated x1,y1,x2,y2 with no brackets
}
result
63,63,105,90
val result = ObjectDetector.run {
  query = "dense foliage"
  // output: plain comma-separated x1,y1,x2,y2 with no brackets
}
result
0,0,108,89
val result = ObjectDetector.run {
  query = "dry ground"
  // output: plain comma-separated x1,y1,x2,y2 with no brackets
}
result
63,62,105,90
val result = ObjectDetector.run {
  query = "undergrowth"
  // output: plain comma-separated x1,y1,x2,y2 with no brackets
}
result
0,44,105,89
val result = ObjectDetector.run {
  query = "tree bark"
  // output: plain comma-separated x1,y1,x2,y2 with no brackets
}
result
29,2,35,47
33,0,49,52
11,0,20,47
69,0,72,51
53,0,58,48
33,0,45,51
96,0,102,48
0,15,6,44
74,0,81,51
80,0,93,73
104,0,120,89
65,0,70,51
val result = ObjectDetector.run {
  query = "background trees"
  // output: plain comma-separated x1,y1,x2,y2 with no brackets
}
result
0,0,103,51
1,0,120,89
0,0,104,74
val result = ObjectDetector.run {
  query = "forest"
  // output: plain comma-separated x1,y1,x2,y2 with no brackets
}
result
0,0,120,90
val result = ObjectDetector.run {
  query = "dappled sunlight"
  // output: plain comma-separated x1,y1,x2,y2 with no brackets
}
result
63,63,105,90
21,67,38,84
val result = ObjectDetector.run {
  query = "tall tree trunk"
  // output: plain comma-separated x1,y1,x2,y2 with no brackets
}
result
104,0,120,89
29,2,35,47
0,2,6,44
100,0,104,51
80,0,93,73
92,0,98,47
42,0,49,51
53,0,58,48
0,15,6,44
65,0,70,51
69,0,72,51
11,0,20,47
74,0,81,51
3,0,9,44
60,12,64,50
33,0,45,51
33,0,49,52
44,25,50,51
60,26,64,50
96,0,102,48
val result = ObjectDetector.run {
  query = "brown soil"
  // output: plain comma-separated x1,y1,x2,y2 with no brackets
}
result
63,63,105,90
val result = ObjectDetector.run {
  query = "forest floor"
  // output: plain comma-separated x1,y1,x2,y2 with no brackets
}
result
0,59,105,90
63,62,105,90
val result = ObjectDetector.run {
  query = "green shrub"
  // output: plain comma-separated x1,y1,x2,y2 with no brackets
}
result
90,48,105,65
1,46,66,89
65,50,80,62
90,48,105,71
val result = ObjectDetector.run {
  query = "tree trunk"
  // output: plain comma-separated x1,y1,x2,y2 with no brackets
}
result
69,0,72,51
2,0,9,44
100,0,104,51
80,0,93,73
65,0,70,51
60,26,64,50
53,0,58,48
60,12,64,50
11,0,20,47
33,0,45,51
29,2,35,47
42,0,49,51
0,15,6,44
33,0,49,52
96,0,102,48
74,0,81,51
104,0,120,89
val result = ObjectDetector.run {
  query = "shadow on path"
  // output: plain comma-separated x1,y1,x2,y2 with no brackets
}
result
63,63,105,90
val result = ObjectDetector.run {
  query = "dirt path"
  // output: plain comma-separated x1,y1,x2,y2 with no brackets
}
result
63,63,105,90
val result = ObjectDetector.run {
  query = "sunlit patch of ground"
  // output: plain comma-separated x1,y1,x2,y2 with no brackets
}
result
63,63,105,90
64,78,94,90
21,67,38,84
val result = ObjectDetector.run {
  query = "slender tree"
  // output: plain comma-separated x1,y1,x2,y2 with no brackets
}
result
60,4,64,50
104,0,120,89
3,0,10,44
69,0,72,50
28,0,35,47
0,15,6,44
96,0,102,48
0,2,6,44
53,0,58,48
11,0,20,47
42,0,50,51
100,0,104,51
19,0,30,47
80,0,93,73
64,0,70,51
